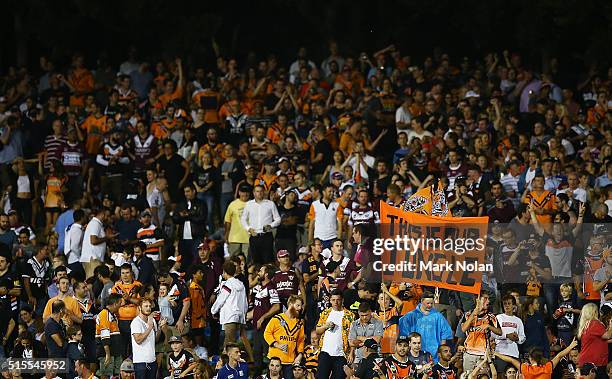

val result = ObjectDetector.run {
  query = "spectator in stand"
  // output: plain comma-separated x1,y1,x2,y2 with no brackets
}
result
241,185,281,264
264,295,305,379
493,295,525,373
398,291,453,362
461,292,502,372
316,290,354,379
131,297,166,379
44,300,67,358
577,303,612,377
211,261,248,349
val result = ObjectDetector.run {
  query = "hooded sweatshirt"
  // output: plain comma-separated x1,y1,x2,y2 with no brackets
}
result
211,276,248,325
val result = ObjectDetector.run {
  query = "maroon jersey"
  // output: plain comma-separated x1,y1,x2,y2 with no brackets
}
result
319,257,357,291
131,134,159,173
272,268,300,306
61,141,85,177
344,201,380,226
446,162,468,190
251,281,280,330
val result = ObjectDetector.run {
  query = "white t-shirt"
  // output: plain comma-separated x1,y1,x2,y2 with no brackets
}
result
493,314,525,358
321,310,345,357
80,217,105,263
131,315,158,363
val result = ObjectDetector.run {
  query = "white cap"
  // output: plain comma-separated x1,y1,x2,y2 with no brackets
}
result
464,90,480,99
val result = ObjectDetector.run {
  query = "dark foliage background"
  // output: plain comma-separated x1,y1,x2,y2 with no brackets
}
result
1,0,610,73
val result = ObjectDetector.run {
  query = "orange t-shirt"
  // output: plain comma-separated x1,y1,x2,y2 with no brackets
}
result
111,280,142,321
521,362,553,379
68,68,94,107
583,255,605,300
374,307,400,354
81,114,108,155
159,86,184,108
524,190,556,225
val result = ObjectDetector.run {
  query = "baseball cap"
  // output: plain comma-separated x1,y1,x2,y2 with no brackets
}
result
464,90,480,99
7,209,16,216
298,246,309,256
277,249,289,259
140,210,152,218
120,359,135,372
198,240,210,250
169,336,182,344
396,335,410,344
277,156,289,164
292,359,307,369
331,172,344,180
364,338,379,350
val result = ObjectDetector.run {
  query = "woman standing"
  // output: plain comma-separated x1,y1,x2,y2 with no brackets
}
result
577,303,612,378
521,296,549,358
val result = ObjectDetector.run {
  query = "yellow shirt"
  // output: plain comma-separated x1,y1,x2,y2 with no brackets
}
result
264,313,305,364
224,199,249,244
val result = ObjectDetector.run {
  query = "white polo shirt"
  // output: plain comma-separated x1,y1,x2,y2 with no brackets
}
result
308,199,341,241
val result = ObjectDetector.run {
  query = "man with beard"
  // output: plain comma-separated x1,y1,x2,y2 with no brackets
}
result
485,181,516,223
291,361,308,379
131,298,166,379
382,336,417,379
432,344,461,379
272,249,306,307
251,264,281,376
264,295,305,379
255,357,283,379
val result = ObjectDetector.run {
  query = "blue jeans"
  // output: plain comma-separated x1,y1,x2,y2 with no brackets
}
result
197,192,215,233
134,362,157,379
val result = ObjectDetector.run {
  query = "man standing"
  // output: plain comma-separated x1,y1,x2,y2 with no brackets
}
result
460,292,502,372
264,295,305,379
136,210,165,269
173,184,207,269
406,333,434,375
211,262,248,348
348,302,384,367
112,264,142,358
492,295,525,373
81,208,117,279
132,242,155,286
44,300,67,358
251,264,281,375
241,185,281,264
96,293,123,379
224,185,251,257
64,209,86,280
272,249,306,307
131,298,166,379
308,184,342,248
398,291,453,362
316,290,354,379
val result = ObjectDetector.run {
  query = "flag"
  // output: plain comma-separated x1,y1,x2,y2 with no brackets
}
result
402,186,432,215
431,180,452,217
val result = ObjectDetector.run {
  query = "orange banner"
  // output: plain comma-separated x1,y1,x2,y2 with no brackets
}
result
376,202,489,294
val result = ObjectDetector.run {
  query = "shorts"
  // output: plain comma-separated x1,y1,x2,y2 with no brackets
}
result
45,207,61,213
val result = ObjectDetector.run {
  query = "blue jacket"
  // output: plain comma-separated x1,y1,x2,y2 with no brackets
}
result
398,305,453,362
216,362,248,379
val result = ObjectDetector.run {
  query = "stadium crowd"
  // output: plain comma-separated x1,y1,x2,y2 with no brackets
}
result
0,41,609,379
